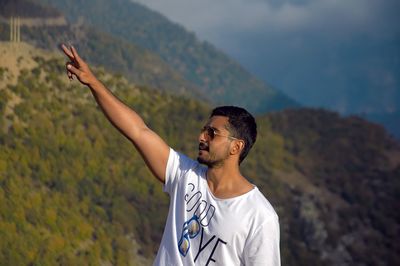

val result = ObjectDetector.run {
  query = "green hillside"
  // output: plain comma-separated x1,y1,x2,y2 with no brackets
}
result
35,0,298,113
1,44,399,265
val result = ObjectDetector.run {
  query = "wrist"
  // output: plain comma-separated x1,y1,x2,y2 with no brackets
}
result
87,77,103,92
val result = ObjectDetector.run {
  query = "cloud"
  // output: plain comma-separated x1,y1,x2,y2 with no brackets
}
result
132,0,400,39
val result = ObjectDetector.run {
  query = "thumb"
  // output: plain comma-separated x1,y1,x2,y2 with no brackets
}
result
67,63,82,77
66,63,94,86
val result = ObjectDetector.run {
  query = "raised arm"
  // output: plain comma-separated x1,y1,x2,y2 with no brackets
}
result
61,44,169,183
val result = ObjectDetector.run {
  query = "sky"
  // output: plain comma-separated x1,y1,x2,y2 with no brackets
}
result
132,0,400,114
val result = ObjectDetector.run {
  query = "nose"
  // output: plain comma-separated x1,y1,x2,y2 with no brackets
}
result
198,130,208,142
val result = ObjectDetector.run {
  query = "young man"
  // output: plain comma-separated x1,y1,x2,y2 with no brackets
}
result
62,45,280,265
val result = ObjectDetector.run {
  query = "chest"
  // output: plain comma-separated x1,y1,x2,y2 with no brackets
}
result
178,180,252,245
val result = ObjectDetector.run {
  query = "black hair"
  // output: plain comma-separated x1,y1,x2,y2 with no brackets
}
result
211,106,257,164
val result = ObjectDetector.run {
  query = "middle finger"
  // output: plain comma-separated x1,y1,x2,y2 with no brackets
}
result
61,44,75,61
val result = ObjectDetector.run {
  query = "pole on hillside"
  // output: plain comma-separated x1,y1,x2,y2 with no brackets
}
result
10,17,14,42
10,17,21,43
17,17,20,42
15,17,18,42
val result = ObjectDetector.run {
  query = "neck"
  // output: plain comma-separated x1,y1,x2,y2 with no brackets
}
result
207,163,239,185
206,161,253,199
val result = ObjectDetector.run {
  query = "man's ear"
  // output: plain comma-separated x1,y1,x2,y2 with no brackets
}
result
230,140,245,156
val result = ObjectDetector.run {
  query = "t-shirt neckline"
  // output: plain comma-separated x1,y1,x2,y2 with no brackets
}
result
202,168,257,202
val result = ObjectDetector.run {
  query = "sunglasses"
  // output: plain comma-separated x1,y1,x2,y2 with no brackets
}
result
200,126,239,140
178,215,201,257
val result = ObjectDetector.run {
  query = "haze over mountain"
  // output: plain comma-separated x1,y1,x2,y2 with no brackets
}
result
132,0,400,137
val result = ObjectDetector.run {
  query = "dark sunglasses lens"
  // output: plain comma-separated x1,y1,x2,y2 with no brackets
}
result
207,127,215,139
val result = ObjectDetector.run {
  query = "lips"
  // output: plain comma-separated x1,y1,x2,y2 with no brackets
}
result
198,142,209,151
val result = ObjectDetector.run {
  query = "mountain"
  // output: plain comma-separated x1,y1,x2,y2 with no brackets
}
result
1,43,399,265
34,0,298,113
0,0,205,100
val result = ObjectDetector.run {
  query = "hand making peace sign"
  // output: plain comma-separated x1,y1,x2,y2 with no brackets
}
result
61,44,97,86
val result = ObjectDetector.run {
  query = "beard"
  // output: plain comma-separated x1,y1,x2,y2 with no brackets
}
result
197,155,224,168
197,142,229,168
197,155,222,167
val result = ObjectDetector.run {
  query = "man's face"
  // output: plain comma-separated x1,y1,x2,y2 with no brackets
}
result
197,116,234,168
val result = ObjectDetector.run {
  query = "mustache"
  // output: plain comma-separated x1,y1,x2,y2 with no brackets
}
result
199,142,209,151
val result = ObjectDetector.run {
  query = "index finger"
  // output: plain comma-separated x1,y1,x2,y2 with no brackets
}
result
61,44,75,60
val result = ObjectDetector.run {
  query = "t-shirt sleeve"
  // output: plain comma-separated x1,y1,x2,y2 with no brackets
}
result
244,215,281,266
163,148,198,195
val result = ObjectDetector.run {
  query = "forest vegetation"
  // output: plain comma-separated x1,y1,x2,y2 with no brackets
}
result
0,47,399,265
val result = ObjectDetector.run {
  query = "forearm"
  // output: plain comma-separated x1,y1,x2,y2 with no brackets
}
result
88,78,147,142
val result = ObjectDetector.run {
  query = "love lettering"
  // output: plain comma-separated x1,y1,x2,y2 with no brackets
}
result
194,227,228,265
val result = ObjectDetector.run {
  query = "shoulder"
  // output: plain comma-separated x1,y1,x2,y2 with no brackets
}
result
167,148,205,175
242,188,281,265
244,187,279,231
243,189,281,265
244,188,280,242
164,149,206,193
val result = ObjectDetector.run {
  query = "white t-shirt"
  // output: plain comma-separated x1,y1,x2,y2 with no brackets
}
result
153,149,280,266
